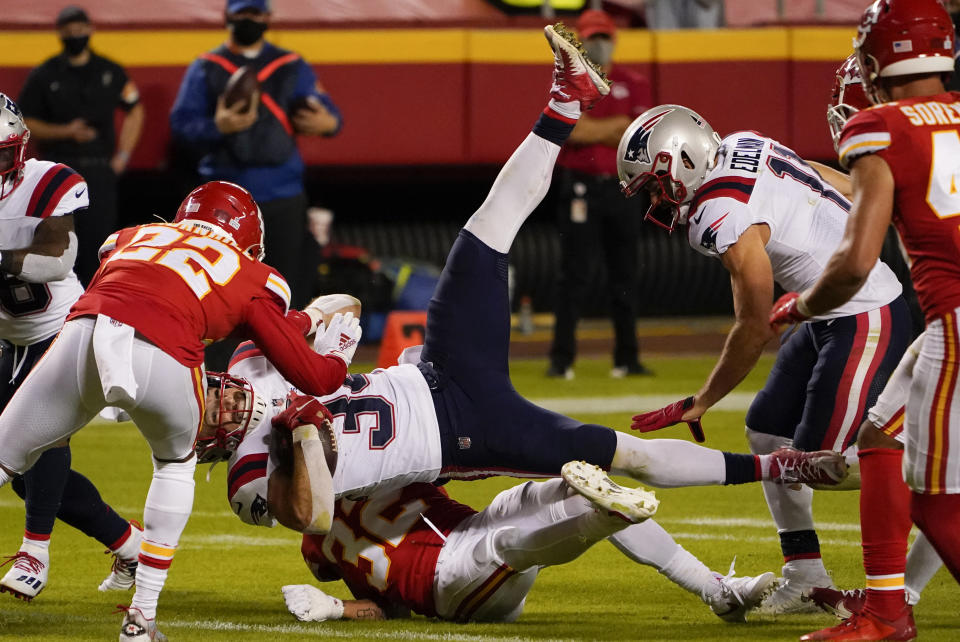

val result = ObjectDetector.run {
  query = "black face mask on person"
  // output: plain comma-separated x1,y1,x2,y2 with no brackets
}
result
61,35,89,57
228,18,267,47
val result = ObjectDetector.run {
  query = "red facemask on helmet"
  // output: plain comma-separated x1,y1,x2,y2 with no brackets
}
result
854,0,954,105
174,181,265,260
196,372,266,464
0,93,30,201
827,54,871,152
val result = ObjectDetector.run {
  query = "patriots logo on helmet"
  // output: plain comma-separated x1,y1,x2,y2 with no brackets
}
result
1,94,20,117
623,108,674,165
250,493,269,525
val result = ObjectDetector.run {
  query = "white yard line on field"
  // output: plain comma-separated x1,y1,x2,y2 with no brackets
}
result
0,610,568,642
659,516,861,532
528,392,756,414
669,532,860,547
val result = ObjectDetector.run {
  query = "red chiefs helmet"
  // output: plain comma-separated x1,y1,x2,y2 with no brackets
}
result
827,55,871,152
854,0,955,104
174,181,265,260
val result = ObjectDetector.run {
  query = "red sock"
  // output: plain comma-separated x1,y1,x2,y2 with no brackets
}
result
859,448,911,618
911,492,960,585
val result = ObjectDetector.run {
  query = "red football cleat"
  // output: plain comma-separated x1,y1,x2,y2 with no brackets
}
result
808,587,866,619
800,608,917,641
770,447,848,486
543,24,610,111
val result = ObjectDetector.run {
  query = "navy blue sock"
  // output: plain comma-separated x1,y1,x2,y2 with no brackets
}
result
23,446,71,537
722,451,760,485
532,110,576,147
57,470,130,549
780,529,822,561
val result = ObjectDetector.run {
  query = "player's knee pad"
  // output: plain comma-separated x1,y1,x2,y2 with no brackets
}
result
745,426,792,455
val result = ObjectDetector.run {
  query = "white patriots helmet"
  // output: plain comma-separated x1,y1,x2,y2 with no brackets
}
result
0,93,30,201
196,372,268,464
618,105,721,233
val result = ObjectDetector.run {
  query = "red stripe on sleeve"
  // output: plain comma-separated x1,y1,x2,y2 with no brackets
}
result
26,164,65,216
40,174,84,218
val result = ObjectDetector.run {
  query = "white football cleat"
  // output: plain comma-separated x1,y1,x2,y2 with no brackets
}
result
118,607,166,642
561,460,659,523
757,560,834,615
100,522,142,592
0,549,49,601
709,560,778,622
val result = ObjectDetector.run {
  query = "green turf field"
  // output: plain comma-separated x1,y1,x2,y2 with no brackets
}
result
1,355,956,641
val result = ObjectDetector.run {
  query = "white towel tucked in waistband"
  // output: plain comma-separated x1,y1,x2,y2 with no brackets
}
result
92,314,139,406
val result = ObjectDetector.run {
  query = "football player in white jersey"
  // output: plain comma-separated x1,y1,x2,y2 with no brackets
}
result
617,105,913,614
0,93,141,602
196,29,847,622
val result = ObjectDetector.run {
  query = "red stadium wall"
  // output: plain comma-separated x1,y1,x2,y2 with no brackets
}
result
1,27,856,169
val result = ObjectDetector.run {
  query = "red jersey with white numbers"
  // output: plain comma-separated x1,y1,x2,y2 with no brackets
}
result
68,222,345,394
838,92,960,320
301,483,476,617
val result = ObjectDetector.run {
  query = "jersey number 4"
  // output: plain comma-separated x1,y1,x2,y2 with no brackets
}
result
105,225,241,299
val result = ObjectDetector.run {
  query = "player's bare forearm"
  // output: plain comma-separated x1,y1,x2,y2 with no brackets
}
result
696,319,771,409
0,215,76,280
343,600,387,620
697,226,776,409
806,161,852,199
801,155,893,316
267,445,314,532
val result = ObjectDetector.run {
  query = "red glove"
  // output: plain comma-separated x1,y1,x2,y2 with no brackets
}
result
769,292,810,327
631,396,705,442
272,394,333,432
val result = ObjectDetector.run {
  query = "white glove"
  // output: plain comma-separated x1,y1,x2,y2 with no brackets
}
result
313,312,361,366
282,584,345,622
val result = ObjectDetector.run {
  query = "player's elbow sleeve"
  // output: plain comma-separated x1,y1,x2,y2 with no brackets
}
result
18,231,78,283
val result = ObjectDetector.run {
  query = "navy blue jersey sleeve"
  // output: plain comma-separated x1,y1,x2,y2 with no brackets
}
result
293,60,342,136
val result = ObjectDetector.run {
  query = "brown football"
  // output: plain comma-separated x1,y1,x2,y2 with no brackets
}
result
271,419,338,477
222,66,259,111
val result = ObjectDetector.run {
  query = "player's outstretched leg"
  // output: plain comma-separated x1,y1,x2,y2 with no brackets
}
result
461,23,608,256
610,518,777,623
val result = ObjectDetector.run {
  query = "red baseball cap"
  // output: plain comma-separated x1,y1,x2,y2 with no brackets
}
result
577,9,616,39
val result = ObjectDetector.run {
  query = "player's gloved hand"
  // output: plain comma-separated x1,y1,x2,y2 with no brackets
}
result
282,584,344,622
313,312,362,366
631,396,705,442
769,292,810,327
272,394,333,433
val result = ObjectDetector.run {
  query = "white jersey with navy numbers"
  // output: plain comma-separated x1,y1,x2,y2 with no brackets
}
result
685,132,902,320
226,343,443,527
0,158,86,345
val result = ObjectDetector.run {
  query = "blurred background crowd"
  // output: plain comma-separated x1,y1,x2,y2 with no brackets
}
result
4,0,956,369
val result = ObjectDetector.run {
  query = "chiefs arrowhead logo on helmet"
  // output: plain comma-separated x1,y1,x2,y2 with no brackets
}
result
174,181,266,261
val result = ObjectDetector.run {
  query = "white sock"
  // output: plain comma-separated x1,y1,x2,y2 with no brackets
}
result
905,531,942,605
547,98,580,120
746,428,815,533
658,546,724,604
132,457,196,621
21,535,50,556
610,432,726,487
609,518,681,568
462,132,560,254
113,523,142,559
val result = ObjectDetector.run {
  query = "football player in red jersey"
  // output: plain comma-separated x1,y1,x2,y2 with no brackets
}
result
769,0,960,639
0,92,143,604
0,180,357,641
280,462,776,625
